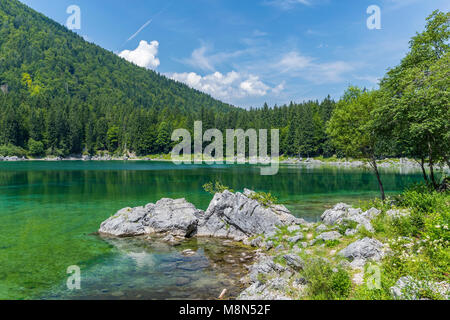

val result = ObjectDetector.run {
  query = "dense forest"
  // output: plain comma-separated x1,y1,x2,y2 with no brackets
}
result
0,0,237,156
0,0,338,158
0,0,448,188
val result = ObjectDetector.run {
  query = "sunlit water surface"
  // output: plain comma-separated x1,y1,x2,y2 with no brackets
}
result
0,161,424,299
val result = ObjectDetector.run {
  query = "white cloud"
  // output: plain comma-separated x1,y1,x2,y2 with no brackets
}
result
119,40,160,69
276,51,314,72
312,61,354,83
182,44,247,72
240,75,270,96
169,71,272,101
187,46,215,71
273,51,354,84
264,0,311,10
272,81,286,95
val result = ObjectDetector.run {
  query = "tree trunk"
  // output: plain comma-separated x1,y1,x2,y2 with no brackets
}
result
428,143,438,190
429,161,438,190
370,157,386,201
418,157,429,184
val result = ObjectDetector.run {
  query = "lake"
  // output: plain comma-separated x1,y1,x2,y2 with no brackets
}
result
0,161,424,299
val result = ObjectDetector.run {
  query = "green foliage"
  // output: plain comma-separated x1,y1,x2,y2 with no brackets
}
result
27,138,44,157
0,144,26,157
0,0,235,157
337,219,358,235
106,126,119,152
365,186,449,287
0,1,340,159
327,87,387,199
202,181,234,194
302,258,352,300
325,239,340,248
377,11,450,187
248,191,278,207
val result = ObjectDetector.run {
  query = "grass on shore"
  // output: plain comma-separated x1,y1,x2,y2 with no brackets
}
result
258,184,449,300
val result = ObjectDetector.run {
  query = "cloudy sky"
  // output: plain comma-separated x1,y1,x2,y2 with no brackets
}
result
21,0,450,108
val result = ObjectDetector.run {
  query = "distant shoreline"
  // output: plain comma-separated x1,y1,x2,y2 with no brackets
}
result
1,155,448,171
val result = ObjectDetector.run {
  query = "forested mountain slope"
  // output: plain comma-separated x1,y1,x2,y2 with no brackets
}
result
0,0,239,155
0,0,233,112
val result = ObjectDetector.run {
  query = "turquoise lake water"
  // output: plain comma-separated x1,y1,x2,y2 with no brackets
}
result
0,161,424,299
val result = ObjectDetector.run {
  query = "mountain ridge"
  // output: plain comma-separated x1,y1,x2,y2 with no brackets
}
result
0,0,235,112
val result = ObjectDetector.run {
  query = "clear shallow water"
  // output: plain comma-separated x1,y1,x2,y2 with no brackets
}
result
0,161,424,299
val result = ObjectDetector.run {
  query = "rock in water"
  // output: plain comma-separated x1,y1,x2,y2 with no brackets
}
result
99,206,149,237
195,190,300,241
99,198,201,238
99,189,301,242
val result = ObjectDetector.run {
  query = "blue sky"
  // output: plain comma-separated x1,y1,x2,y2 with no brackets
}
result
20,0,450,108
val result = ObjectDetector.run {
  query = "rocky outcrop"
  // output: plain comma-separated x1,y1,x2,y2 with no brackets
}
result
99,198,202,237
245,255,287,283
321,203,380,233
390,276,449,300
283,254,304,271
99,189,302,242
0,156,25,161
339,237,385,268
237,278,292,300
316,231,342,242
237,254,294,300
195,189,302,241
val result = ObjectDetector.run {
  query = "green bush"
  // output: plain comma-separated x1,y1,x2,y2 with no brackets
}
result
302,258,352,300
248,191,278,208
396,184,448,214
0,144,27,157
28,138,44,157
202,181,234,194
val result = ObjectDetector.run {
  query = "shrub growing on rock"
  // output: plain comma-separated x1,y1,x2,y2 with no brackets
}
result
202,181,234,194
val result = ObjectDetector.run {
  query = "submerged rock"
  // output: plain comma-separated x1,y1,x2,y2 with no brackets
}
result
99,198,201,238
